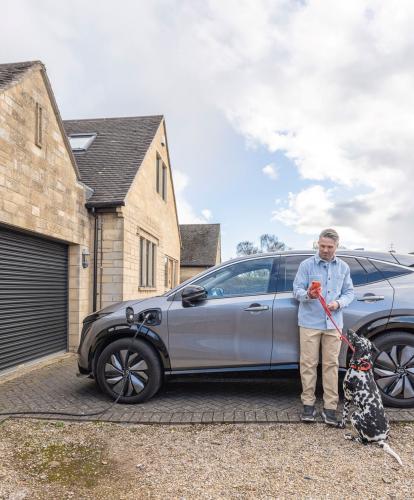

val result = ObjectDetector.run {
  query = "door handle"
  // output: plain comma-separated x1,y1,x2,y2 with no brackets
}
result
357,295,385,302
244,303,269,312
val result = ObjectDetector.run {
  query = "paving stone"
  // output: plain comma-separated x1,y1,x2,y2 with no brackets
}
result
0,357,412,424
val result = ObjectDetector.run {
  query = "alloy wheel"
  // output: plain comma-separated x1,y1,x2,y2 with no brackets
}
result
374,345,414,399
104,349,149,397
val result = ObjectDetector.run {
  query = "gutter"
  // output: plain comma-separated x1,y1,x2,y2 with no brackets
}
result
86,200,125,209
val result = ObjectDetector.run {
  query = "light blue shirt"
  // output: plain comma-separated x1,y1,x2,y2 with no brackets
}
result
293,253,354,330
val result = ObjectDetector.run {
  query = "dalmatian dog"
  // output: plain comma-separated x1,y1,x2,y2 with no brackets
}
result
338,329,402,465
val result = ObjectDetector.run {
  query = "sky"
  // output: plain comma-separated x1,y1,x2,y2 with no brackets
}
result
2,0,414,260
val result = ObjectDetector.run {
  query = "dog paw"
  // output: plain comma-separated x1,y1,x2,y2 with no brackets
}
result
344,433,353,440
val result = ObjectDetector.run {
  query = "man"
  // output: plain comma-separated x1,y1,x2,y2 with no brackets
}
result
293,228,354,425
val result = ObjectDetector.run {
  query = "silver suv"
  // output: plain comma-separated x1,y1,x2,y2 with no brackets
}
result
78,250,414,408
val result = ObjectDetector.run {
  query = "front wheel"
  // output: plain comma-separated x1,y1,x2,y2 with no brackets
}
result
372,331,414,408
96,338,162,404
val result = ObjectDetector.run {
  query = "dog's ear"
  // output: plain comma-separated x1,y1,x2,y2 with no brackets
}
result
347,329,357,338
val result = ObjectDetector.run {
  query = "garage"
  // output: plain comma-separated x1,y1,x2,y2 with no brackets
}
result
0,226,68,372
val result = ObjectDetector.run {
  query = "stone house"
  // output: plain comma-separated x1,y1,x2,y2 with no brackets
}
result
0,60,180,373
179,223,221,282
63,116,181,309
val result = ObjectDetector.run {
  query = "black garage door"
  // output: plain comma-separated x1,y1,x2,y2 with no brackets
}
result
0,226,68,372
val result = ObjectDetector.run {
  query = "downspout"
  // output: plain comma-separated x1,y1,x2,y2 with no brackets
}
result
92,208,98,312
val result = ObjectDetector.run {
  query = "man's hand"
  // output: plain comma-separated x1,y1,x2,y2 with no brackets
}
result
307,280,322,299
307,286,321,299
327,300,340,311
308,287,319,299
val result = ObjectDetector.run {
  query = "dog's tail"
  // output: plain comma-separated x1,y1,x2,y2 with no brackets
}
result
377,440,403,466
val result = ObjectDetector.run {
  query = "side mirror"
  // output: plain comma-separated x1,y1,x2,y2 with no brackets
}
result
182,285,207,307
126,306,135,324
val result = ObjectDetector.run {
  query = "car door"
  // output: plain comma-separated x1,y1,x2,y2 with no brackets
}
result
167,256,277,370
270,254,395,367
270,254,310,366
339,257,394,332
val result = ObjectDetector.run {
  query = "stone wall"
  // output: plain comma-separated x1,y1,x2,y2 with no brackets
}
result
0,67,91,351
122,119,181,300
180,266,208,283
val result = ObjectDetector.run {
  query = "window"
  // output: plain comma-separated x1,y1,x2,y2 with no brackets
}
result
276,255,310,292
156,155,167,200
164,256,178,289
68,134,96,151
162,164,167,200
35,102,43,147
139,237,156,288
340,257,371,286
369,260,412,280
193,257,276,298
156,156,162,194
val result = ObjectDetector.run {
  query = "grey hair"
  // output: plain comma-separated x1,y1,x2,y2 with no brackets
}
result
319,228,339,243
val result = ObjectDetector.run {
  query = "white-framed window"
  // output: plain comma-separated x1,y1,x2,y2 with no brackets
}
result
164,255,178,289
139,237,157,288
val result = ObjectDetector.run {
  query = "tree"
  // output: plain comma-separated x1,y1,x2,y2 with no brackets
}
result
236,234,288,256
236,241,259,256
260,234,287,252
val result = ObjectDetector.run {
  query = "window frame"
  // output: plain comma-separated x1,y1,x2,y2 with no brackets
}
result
276,254,311,293
156,153,167,201
139,236,157,289
68,133,96,152
156,155,162,194
191,256,278,300
35,102,43,148
164,255,178,289
162,164,167,201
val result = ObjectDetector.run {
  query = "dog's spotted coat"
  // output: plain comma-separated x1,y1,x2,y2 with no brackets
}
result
338,330,402,465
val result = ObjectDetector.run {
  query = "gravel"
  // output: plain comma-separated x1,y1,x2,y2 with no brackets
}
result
0,419,413,499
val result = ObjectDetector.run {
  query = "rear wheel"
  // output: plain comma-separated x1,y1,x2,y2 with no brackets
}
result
372,331,414,408
96,338,162,404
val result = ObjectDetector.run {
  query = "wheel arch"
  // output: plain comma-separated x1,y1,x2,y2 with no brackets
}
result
357,314,414,341
90,324,171,376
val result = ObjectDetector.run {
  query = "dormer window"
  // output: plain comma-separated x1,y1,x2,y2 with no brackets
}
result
68,133,96,151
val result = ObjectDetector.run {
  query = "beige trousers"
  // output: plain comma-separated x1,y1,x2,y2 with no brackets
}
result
299,327,342,410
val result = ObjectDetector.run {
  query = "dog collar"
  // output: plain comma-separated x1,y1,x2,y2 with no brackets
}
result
350,360,372,371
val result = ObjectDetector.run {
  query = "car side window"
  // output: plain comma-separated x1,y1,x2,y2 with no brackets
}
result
354,258,383,284
339,257,369,286
369,260,413,280
192,257,276,299
276,255,311,292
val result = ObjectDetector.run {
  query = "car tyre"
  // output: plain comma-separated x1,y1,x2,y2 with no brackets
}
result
96,338,162,404
372,331,414,408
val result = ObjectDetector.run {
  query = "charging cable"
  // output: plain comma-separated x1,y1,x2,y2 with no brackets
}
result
0,312,151,418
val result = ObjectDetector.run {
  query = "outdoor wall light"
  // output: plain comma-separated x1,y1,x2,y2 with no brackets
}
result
82,248,90,269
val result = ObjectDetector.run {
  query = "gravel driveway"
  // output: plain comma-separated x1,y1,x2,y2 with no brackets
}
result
0,419,412,499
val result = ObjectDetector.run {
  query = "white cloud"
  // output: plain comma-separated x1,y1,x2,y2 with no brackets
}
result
201,209,213,220
172,170,212,224
2,1,414,251
176,0,414,252
262,163,278,180
272,185,371,249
